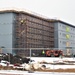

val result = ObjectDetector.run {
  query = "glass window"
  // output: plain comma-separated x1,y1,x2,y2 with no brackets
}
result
66,26,70,32
60,41,61,43
60,33,61,35
66,42,70,47
66,34,70,39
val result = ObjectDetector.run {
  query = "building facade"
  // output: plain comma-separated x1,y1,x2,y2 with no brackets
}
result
0,12,15,53
54,20,75,55
0,9,75,56
0,10,54,56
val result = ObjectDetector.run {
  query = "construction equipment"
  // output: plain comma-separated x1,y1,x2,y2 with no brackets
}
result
45,50,63,57
32,49,63,57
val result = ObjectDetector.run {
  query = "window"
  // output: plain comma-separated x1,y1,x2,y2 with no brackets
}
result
60,41,61,43
62,33,66,37
66,42,70,47
62,25,66,29
66,26,70,32
66,34,70,39
60,33,61,35
63,41,66,44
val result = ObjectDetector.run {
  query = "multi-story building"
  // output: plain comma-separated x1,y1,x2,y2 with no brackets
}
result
53,20,75,55
0,9,75,56
0,9,54,56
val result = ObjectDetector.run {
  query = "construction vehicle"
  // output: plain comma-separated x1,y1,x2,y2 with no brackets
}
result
45,50,63,57
32,49,63,57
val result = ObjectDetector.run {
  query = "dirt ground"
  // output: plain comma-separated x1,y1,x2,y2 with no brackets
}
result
0,66,75,73
36,68,75,73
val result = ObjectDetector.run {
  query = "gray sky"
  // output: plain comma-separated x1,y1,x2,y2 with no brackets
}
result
0,0,75,25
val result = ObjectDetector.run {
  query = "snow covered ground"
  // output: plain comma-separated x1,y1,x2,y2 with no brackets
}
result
30,57,75,69
30,57,75,63
0,57,75,75
0,70,75,75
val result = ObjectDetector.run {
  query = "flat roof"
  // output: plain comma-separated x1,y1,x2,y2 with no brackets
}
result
0,9,51,22
0,9,75,27
46,19,75,28
51,19,75,28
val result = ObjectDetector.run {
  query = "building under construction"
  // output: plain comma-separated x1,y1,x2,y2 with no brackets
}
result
0,9,75,57
0,9,54,56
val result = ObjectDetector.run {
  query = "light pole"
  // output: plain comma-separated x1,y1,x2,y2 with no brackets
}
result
28,48,34,73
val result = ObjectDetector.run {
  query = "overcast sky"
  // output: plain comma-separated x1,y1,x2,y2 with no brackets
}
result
0,0,75,25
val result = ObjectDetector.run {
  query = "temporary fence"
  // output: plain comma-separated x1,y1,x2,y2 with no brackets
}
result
0,47,75,58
